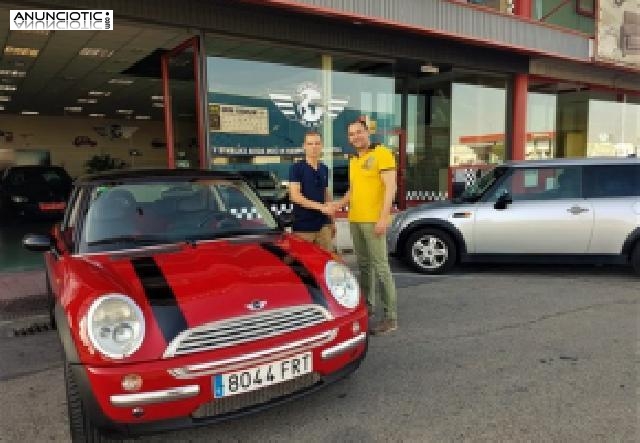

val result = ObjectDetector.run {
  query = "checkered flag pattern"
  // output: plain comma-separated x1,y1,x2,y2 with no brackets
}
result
463,169,476,188
405,190,448,201
270,204,293,215
228,204,294,220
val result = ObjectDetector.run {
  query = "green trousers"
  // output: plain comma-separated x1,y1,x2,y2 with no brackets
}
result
349,222,397,321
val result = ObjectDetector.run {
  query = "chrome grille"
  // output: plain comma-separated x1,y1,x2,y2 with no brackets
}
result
192,372,320,418
164,305,332,358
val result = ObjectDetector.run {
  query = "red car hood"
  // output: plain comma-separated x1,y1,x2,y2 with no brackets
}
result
83,234,333,350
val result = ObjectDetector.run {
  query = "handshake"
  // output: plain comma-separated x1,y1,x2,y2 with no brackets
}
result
319,202,344,216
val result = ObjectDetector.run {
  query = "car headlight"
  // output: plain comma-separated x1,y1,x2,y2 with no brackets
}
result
324,261,360,309
11,195,28,203
87,294,145,359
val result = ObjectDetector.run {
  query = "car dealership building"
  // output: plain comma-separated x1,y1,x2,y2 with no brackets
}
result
0,0,638,211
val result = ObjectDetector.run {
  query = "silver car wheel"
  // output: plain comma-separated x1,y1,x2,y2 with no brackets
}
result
411,234,449,270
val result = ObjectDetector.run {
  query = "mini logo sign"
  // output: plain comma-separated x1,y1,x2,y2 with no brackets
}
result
245,300,268,311
270,82,348,128
10,10,113,31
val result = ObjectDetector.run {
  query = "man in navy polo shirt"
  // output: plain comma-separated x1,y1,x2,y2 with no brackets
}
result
289,131,334,251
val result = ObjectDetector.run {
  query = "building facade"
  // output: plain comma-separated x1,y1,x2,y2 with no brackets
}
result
1,0,639,207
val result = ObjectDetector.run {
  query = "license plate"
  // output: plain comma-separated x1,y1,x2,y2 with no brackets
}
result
39,202,65,211
213,352,312,398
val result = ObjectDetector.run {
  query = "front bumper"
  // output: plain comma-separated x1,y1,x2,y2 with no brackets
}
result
74,310,368,438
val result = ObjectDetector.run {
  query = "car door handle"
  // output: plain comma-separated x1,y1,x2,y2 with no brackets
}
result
567,206,589,215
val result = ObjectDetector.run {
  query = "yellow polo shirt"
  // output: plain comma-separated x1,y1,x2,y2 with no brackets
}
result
348,145,396,223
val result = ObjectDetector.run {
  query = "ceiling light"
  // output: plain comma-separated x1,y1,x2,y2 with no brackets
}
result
0,69,26,77
64,106,82,112
89,113,105,117
0,96,11,102
77,98,98,104
21,111,38,115
88,90,111,96
79,48,114,58
0,85,17,91
4,46,39,57
108,78,134,85
116,109,134,114
135,115,151,120
151,95,163,100
152,102,164,108
0,106,5,111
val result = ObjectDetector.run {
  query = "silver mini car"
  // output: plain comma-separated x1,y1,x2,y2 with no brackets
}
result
388,157,640,275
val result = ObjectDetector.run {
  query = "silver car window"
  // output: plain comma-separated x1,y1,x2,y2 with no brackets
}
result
485,167,582,202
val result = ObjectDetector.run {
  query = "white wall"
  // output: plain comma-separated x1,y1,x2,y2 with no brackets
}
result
0,115,169,177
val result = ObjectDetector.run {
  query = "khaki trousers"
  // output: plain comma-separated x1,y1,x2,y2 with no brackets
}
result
349,222,397,321
294,224,334,252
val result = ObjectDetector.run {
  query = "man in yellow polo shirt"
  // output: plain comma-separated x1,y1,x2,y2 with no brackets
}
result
333,120,398,335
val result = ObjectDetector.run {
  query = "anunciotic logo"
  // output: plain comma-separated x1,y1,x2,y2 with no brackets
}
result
10,10,113,31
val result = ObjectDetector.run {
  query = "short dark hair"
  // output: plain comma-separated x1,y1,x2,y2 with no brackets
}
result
303,131,321,142
347,119,368,131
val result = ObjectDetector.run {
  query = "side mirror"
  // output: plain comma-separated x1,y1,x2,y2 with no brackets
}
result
23,233,53,252
277,212,294,228
493,192,513,210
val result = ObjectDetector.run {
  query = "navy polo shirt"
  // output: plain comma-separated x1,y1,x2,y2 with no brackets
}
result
289,160,330,231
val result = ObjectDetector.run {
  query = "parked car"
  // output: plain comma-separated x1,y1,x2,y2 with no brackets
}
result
237,170,288,204
0,165,72,221
388,157,640,275
23,169,367,441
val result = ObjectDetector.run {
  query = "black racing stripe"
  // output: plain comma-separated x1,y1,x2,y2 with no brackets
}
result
260,243,328,309
131,256,188,343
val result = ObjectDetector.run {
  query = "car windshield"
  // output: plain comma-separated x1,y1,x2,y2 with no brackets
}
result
458,166,507,202
240,171,278,190
8,167,71,187
79,179,279,253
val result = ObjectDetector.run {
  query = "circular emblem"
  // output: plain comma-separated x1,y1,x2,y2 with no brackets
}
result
246,300,267,311
295,82,323,127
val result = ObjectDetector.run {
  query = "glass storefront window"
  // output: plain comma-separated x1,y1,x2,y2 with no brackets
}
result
528,80,639,159
450,78,507,166
331,58,397,197
405,71,506,198
406,78,451,197
204,35,397,201
588,94,640,157
205,38,323,202
526,91,557,159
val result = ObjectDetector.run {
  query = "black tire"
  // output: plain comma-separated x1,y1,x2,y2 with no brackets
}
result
65,361,125,443
631,243,640,276
404,228,457,274
46,274,56,330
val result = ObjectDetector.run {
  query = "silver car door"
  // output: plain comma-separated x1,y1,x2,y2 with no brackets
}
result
474,166,594,254
583,164,640,254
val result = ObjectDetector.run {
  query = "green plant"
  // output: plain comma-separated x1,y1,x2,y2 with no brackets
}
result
84,154,126,173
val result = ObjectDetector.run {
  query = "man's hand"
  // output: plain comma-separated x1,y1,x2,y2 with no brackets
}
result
320,203,335,216
329,201,343,213
374,218,389,236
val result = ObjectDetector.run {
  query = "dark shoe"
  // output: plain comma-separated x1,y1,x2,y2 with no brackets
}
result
371,318,397,335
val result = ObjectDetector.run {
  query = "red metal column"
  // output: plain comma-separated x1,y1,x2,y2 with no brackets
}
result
511,73,528,161
512,0,531,162
514,0,532,18
161,53,175,169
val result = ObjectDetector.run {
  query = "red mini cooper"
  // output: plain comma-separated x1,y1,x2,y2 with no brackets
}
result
23,169,368,442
